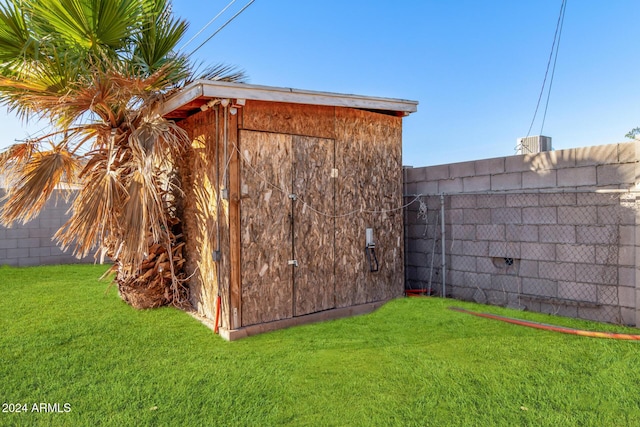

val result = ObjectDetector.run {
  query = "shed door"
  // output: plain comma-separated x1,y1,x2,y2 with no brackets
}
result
292,135,335,316
240,131,293,326
239,131,336,327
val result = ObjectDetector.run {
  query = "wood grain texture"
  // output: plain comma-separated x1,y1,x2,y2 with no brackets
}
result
334,107,404,307
242,100,336,139
179,103,404,331
293,135,336,316
228,110,242,329
239,130,294,326
177,107,227,324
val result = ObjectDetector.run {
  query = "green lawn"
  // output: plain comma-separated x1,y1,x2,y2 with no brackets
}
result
1,264,640,426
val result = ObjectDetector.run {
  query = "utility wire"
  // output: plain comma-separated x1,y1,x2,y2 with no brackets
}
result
189,0,255,57
525,0,568,138
539,0,567,134
177,0,238,53
232,140,422,218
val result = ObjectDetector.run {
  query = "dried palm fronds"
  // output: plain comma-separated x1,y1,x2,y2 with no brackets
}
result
0,0,246,309
1,145,80,224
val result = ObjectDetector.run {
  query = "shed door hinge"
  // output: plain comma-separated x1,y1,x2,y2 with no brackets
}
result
288,193,297,201
288,259,298,267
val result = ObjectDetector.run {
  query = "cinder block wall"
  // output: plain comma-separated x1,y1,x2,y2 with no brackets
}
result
0,189,91,266
404,142,640,326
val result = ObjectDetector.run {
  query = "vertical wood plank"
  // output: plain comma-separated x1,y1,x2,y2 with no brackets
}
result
293,135,336,316
334,107,404,307
239,130,294,326
216,106,231,331
177,107,225,323
228,109,242,329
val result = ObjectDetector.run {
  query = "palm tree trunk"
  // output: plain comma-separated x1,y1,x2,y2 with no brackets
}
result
113,218,189,309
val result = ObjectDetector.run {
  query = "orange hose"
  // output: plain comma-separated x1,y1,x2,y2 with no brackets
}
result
214,295,221,334
449,306,640,341
405,289,434,296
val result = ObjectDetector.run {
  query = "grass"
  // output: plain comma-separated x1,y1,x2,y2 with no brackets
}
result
1,264,640,426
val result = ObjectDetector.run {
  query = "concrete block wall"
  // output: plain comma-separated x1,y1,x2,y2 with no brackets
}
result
405,142,638,196
0,189,92,266
404,142,640,326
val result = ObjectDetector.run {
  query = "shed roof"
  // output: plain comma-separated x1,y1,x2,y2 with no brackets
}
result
160,80,418,120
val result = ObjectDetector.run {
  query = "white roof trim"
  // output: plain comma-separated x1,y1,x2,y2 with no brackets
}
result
160,80,418,116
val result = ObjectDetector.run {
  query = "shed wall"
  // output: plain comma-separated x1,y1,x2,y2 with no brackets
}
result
241,100,335,139
178,107,228,327
334,107,405,307
238,103,404,326
179,99,405,335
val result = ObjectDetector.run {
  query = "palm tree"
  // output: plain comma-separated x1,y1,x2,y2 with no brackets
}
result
0,0,246,308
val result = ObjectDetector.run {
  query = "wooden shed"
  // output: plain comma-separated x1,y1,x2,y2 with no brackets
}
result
161,80,418,340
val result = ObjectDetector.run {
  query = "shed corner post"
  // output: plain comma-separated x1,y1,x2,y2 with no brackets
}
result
228,107,242,330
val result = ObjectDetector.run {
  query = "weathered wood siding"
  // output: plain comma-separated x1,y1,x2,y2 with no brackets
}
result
178,107,229,327
238,130,337,324
179,100,404,332
293,135,336,316
227,111,241,329
334,107,404,307
242,100,335,139
239,130,293,326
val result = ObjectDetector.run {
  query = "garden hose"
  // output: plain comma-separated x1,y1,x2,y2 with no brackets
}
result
449,306,640,341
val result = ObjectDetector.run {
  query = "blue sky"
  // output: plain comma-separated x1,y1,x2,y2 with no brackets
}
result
1,0,639,167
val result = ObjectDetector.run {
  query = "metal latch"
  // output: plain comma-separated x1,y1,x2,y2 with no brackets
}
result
288,194,297,201
365,228,379,273
288,260,298,267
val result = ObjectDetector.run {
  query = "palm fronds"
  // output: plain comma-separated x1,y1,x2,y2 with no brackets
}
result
0,0,248,308
28,0,141,52
0,0,35,64
1,145,80,224
54,145,125,258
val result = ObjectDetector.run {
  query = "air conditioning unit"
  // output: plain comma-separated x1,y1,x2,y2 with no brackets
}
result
516,135,552,155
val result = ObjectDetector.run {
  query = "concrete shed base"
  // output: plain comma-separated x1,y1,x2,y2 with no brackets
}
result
191,300,389,341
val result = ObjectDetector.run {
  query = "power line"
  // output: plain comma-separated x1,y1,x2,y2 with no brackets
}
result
177,0,238,53
539,0,567,134
188,0,255,57
525,0,568,138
